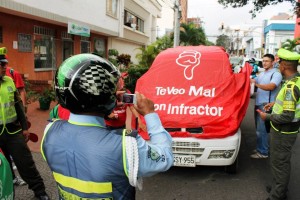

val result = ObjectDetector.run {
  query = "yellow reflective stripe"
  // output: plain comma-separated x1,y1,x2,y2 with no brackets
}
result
41,121,57,161
68,120,104,128
270,122,279,132
58,186,113,200
53,172,112,194
122,129,128,177
275,99,283,106
281,131,299,134
6,127,21,135
0,101,15,108
290,85,297,101
270,122,299,134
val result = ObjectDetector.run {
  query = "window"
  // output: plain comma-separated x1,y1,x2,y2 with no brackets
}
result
33,26,55,70
34,36,54,69
61,32,74,61
18,33,32,52
106,0,118,18
94,38,106,58
81,37,90,53
124,10,144,32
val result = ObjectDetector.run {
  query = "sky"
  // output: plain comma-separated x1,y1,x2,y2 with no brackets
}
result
187,0,295,39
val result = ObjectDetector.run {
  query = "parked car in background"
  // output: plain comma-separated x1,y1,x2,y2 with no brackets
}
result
229,56,243,73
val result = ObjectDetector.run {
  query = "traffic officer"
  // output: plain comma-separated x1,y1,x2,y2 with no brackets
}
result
0,57,50,200
257,48,300,200
41,54,173,200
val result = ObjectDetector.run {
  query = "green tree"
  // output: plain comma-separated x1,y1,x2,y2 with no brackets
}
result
128,35,173,92
218,0,295,17
135,35,173,68
281,38,300,53
216,34,231,50
179,23,207,46
124,66,149,93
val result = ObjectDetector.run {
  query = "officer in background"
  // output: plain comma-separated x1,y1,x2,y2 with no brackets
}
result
0,56,49,200
41,54,173,199
257,48,300,200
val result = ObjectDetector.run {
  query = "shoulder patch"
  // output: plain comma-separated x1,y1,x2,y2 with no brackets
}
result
285,89,292,101
147,146,165,162
7,86,13,92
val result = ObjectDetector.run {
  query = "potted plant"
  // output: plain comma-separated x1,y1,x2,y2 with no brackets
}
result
28,88,56,110
37,88,56,110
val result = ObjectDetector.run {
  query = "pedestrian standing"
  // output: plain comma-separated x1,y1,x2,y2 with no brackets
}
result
41,54,173,199
250,54,282,159
0,56,50,200
105,74,146,131
257,48,300,200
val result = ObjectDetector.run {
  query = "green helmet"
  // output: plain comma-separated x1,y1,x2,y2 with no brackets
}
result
55,54,120,114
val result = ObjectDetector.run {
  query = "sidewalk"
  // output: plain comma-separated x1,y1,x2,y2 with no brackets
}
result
14,101,59,200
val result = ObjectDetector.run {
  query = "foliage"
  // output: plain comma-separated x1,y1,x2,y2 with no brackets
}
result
124,65,149,93
206,40,215,46
217,0,295,18
108,49,119,57
179,23,207,46
135,35,173,68
29,88,56,103
108,49,119,66
281,38,300,52
117,54,131,67
216,34,231,50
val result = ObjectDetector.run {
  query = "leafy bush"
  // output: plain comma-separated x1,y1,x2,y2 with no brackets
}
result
124,65,149,93
117,54,131,67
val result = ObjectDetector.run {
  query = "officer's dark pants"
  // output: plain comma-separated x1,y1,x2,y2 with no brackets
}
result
269,129,298,200
2,150,17,179
0,130,46,196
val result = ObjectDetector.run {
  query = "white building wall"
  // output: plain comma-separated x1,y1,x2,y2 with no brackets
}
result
109,0,162,64
109,39,141,64
265,30,294,54
3,0,162,64
2,0,120,35
156,0,174,37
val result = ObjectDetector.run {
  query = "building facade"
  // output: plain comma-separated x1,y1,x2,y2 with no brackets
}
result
264,19,295,55
0,0,161,84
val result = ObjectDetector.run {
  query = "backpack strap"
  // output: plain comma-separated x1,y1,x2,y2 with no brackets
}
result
9,68,14,77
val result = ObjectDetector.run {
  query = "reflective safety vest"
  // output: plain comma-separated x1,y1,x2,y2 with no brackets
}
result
0,152,14,199
271,76,300,134
41,120,135,200
0,76,19,135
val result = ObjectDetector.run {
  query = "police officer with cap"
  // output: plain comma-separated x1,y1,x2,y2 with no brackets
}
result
258,48,300,200
0,51,49,199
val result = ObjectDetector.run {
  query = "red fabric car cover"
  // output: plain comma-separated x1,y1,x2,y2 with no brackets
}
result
135,46,251,139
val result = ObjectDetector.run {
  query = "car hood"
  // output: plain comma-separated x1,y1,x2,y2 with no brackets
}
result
136,46,252,139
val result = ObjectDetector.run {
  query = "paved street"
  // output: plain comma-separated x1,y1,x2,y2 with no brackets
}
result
14,97,300,200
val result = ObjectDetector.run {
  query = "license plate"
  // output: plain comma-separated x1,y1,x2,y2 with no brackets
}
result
173,154,196,167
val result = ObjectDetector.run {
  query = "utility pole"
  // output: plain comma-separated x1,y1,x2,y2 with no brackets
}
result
173,0,180,47
235,29,240,56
